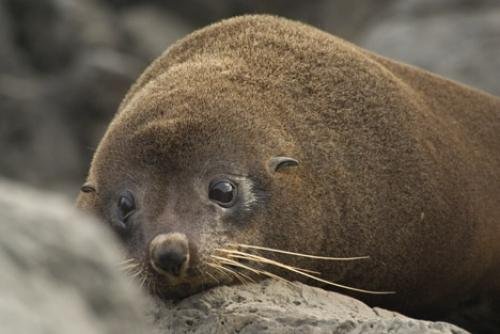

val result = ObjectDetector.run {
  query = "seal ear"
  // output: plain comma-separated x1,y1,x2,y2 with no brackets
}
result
268,156,299,173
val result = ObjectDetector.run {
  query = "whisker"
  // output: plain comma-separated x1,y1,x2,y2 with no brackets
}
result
211,255,295,287
219,250,394,295
204,269,220,285
150,275,158,296
208,263,240,282
129,268,144,280
207,263,232,281
118,258,136,265
195,267,208,290
211,255,260,276
208,262,249,285
229,253,321,276
230,243,369,261
218,249,322,275
139,274,148,289
219,265,247,284
210,256,256,283
257,270,296,287
119,263,140,271
232,269,254,284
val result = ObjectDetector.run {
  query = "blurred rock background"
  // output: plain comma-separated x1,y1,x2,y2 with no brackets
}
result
0,0,499,196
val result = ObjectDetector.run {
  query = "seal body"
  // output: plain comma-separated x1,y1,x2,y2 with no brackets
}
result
77,15,500,315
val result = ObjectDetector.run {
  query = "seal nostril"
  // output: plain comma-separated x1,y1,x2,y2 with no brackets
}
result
155,249,187,276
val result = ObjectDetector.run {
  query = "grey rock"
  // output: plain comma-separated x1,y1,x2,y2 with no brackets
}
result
311,0,395,40
120,5,194,60
0,92,82,192
0,0,26,74
2,0,124,72
0,0,145,193
149,280,469,334
361,4,500,95
0,179,152,333
106,0,396,41
388,0,499,17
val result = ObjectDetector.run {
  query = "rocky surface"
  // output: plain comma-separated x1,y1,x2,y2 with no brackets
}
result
0,179,152,333
151,280,468,334
360,0,500,95
0,0,150,193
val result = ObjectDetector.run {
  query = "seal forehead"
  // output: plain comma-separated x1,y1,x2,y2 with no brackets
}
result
113,59,270,139
98,59,298,169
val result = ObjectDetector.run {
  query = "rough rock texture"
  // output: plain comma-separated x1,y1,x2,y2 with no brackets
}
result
0,179,152,333
0,0,182,193
361,0,500,95
150,280,468,334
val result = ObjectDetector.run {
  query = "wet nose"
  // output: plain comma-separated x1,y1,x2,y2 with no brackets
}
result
150,233,189,277
155,248,187,276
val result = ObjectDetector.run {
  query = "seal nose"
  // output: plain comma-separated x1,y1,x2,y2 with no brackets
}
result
150,233,189,277
156,248,187,276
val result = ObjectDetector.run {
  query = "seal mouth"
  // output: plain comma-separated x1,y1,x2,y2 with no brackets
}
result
118,256,214,299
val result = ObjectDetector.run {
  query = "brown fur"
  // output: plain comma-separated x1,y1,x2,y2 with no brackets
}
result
77,15,500,315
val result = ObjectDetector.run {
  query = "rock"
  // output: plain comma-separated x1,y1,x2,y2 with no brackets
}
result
307,0,395,40
150,280,469,334
120,5,193,60
0,93,82,193
2,0,125,72
360,2,500,95
387,0,499,17
0,0,26,74
103,0,396,40
0,0,146,193
0,179,152,333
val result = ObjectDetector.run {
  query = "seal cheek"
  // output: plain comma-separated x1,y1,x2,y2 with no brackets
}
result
149,233,190,278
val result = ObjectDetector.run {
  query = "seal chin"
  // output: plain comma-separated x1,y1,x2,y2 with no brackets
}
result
150,261,188,283
149,271,217,300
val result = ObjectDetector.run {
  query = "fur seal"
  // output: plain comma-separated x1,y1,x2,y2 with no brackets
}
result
77,15,500,316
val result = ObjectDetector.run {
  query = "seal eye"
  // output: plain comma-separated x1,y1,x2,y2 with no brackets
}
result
118,191,136,220
209,179,237,207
